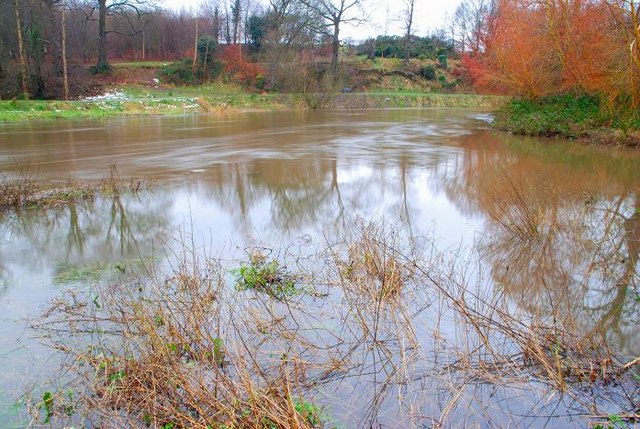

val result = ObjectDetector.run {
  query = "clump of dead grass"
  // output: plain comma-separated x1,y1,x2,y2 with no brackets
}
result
1,165,144,212
0,169,39,209
482,169,550,240
33,245,323,428
520,325,618,387
334,220,417,304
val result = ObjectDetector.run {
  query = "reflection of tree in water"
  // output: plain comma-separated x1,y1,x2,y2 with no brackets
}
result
586,195,639,345
437,130,640,356
0,191,173,285
106,191,139,255
196,155,346,235
198,158,377,234
196,148,451,242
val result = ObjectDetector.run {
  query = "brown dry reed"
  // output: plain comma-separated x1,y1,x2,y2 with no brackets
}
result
1,165,143,212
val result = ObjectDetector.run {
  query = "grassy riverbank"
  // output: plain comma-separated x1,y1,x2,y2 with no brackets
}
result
0,89,505,122
494,95,640,146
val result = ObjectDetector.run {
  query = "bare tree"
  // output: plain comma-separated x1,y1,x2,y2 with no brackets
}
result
222,0,232,43
266,0,320,46
231,0,241,43
201,0,221,42
452,0,493,55
301,0,366,71
453,2,468,55
403,0,415,63
93,0,157,72
61,1,69,100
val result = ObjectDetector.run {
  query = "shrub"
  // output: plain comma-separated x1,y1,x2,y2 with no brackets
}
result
197,36,217,65
420,64,436,80
156,58,223,86
493,95,604,138
156,60,196,85
89,63,112,75
218,45,265,89
437,54,448,69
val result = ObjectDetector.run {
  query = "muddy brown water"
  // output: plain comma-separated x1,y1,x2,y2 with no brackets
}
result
0,109,638,427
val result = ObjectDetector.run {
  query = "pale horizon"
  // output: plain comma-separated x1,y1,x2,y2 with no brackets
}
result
158,0,460,40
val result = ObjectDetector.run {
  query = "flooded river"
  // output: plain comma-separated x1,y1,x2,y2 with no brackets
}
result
0,109,638,427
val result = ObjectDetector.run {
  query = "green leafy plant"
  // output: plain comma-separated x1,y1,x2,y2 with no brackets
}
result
213,337,225,366
233,254,299,299
294,399,321,426
108,369,126,383
594,414,629,429
41,391,54,424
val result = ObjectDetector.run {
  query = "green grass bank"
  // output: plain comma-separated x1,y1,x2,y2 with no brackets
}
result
0,91,505,122
493,95,640,146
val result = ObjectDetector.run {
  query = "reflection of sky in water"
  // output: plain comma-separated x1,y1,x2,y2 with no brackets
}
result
169,161,480,254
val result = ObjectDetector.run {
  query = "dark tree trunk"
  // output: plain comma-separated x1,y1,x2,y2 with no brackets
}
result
404,0,415,64
62,4,69,100
96,0,110,71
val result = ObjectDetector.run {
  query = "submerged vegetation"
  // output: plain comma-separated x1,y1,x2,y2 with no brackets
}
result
0,167,143,211
29,216,640,427
0,107,638,427
34,244,324,429
233,252,301,299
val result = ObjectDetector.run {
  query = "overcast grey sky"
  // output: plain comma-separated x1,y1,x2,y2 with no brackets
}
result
159,0,459,40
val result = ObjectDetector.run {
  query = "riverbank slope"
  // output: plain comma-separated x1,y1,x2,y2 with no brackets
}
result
493,95,640,147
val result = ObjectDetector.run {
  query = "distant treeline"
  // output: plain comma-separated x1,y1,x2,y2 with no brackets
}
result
0,0,461,99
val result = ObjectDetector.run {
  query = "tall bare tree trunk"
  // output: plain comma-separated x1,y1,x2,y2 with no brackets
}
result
14,0,28,97
630,2,640,107
96,0,110,71
192,18,199,74
62,4,69,100
404,0,415,64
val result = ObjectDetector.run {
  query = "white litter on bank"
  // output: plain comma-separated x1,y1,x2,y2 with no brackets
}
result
84,92,130,101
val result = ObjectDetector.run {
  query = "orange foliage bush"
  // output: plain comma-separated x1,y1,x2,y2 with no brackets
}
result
480,0,559,97
218,45,265,87
470,0,640,105
459,55,499,92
